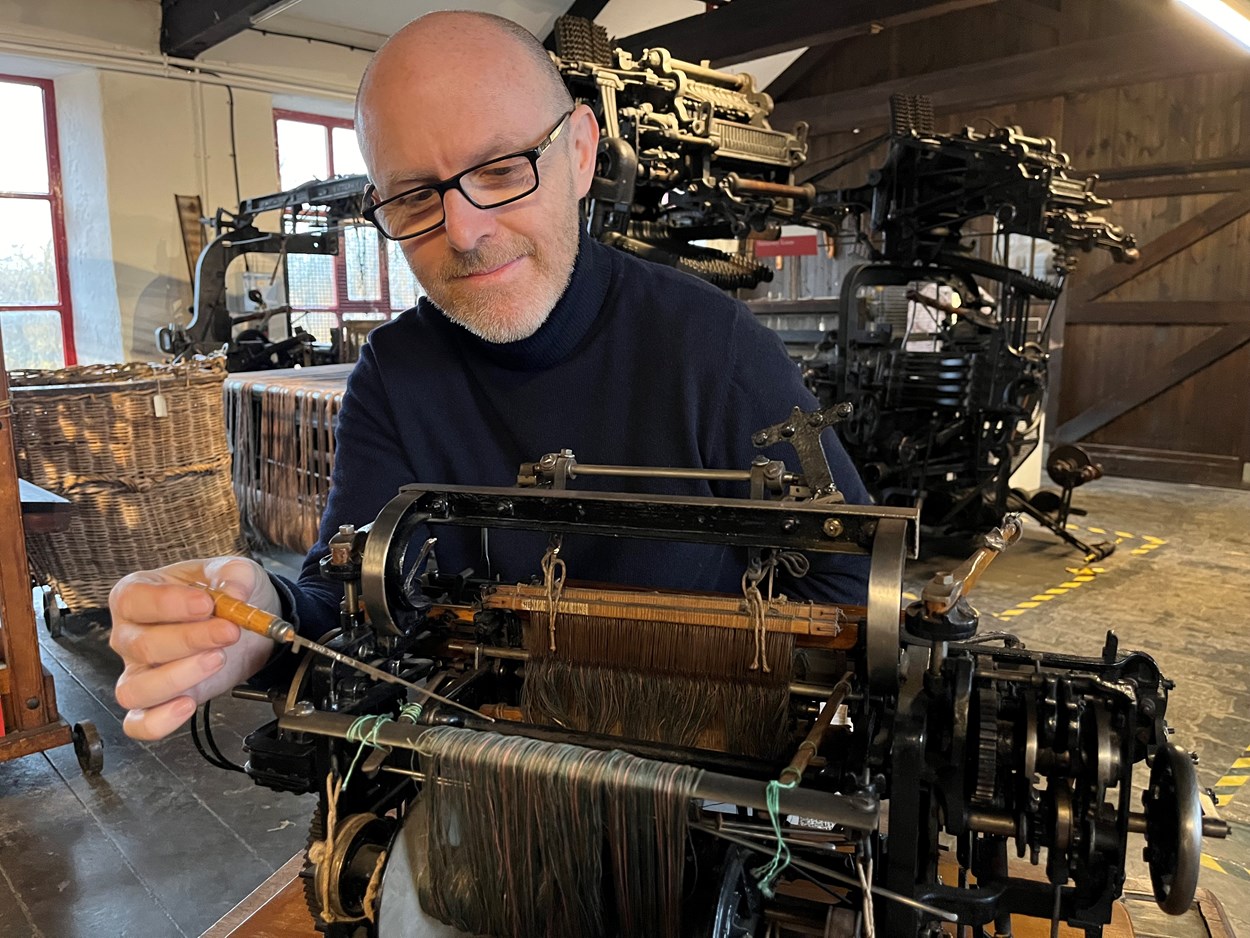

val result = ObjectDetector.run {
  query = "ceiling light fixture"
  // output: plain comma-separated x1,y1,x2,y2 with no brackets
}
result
1176,0,1250,50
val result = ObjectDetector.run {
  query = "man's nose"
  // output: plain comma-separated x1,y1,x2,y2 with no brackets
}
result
441,188,495,253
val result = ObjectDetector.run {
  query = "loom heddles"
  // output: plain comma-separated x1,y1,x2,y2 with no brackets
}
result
412,727,701,938
520,609,796,760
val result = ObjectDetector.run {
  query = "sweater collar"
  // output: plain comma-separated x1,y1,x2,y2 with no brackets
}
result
427,229,610,370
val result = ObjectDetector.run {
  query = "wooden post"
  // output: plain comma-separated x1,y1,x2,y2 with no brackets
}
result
0,328,72,760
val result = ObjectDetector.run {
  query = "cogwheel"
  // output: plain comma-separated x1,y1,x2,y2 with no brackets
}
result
972,690,1000,806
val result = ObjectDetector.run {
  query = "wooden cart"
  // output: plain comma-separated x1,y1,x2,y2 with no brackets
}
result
0,331,100,773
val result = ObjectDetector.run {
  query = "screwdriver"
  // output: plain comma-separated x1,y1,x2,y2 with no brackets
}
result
190,582,491,723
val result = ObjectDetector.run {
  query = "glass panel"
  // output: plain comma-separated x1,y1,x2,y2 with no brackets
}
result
0,309,65,370
0,82,50,194
290,310,337,344
331,126,367,177
276,119,329,190
344,224,381,301
287,253,336,309
0,198,58,305
387,240,423,310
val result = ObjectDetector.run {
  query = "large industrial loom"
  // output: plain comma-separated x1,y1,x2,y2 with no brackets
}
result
220,400,1228,938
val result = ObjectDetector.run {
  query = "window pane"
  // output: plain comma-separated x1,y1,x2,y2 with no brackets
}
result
331,127,367,177
387,240,423,310
0,309,65,369
344,225,380,301
290,310,337,344
287,254,336,308
276,120,329,190
0,198,58,305
0,82,50,194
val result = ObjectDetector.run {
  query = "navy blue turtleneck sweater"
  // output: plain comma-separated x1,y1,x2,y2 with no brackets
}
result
287,232,870,636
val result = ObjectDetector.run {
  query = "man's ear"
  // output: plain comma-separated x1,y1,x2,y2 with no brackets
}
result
567,103,601,199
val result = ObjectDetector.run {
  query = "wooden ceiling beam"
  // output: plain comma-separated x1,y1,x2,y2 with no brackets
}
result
772,22,1249,135
161,0,296,59
615,0,999,69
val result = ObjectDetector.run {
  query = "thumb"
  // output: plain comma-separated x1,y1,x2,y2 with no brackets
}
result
203,556,279,614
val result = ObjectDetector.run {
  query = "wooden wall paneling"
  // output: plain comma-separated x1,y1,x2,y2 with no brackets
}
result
1088,335,1250,455
1100,342,1250,457
1098,171,1250,201
1074,189,1250,302
1056,323,1250,445
774,22,1246,137
1067,301,1250,325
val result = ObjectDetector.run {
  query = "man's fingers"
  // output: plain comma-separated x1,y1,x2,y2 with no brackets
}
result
110,618,242,667
114,651,227,713
122,696,197,741
111,578,214,625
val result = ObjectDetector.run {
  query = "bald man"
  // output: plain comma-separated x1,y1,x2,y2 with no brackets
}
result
108,11,869,742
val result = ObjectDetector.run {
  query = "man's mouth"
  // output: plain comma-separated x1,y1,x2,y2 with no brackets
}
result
455,256,524,280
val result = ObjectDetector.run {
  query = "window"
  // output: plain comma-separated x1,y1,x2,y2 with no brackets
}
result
273,110,422,344
0,75,74,369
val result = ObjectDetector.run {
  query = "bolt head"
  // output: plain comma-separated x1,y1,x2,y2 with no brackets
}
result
822,518,844,537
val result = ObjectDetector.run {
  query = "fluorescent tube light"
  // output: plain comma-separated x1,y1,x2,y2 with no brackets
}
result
1177,0,1250,50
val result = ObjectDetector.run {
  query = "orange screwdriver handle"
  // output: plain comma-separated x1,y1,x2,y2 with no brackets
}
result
194,583,294,643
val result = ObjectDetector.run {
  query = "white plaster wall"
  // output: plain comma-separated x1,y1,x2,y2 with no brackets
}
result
0,0,157,52
54,68,123,364
0,0,370,362
93,72,285,360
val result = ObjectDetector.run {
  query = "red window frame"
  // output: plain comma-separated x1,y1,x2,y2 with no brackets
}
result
0,73,76,366
272,108,400,320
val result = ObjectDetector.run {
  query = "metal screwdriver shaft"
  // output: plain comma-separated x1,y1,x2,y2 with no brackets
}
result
190,582,490,722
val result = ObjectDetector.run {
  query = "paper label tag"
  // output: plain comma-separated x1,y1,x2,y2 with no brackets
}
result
153,393,168,418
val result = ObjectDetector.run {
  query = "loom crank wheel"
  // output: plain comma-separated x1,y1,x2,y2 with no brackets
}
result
1142,741,1202,915
708,845,764,938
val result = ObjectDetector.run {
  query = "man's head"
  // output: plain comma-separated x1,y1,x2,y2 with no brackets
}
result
356,12,598,343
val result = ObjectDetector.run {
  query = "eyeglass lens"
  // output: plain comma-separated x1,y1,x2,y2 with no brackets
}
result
376,155,538,238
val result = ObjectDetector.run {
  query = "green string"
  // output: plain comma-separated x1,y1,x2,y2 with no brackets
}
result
341,703,423,789
751,777,797,897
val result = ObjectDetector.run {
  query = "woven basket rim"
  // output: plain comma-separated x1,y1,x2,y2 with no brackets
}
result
8,353,227,392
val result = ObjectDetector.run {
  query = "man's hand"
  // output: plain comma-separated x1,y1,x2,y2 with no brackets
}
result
109,557,281,740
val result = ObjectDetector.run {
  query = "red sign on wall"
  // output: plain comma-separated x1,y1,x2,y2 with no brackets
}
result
753,234,819,257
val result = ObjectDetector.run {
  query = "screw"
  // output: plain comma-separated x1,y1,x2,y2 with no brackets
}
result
808,413,824,427
290,700,315,717
338,524,355,537
782,518,800,533
25,697,39,710
496,500,513,516
752,431,768,446
822,518,844,538
781,424,796,438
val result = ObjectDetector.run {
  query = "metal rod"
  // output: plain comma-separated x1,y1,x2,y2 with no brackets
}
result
278,710,880,830
780,671,854,785
571,463,795,483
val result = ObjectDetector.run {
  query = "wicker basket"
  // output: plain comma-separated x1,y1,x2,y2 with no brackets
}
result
9,355,247,614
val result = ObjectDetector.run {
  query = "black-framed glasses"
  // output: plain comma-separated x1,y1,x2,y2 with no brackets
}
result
362,110,574,241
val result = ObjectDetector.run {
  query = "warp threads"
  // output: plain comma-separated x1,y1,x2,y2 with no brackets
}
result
520,609,796,759
412,727,701,938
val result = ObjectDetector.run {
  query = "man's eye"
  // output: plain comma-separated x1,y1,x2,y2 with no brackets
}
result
398,189,439,208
